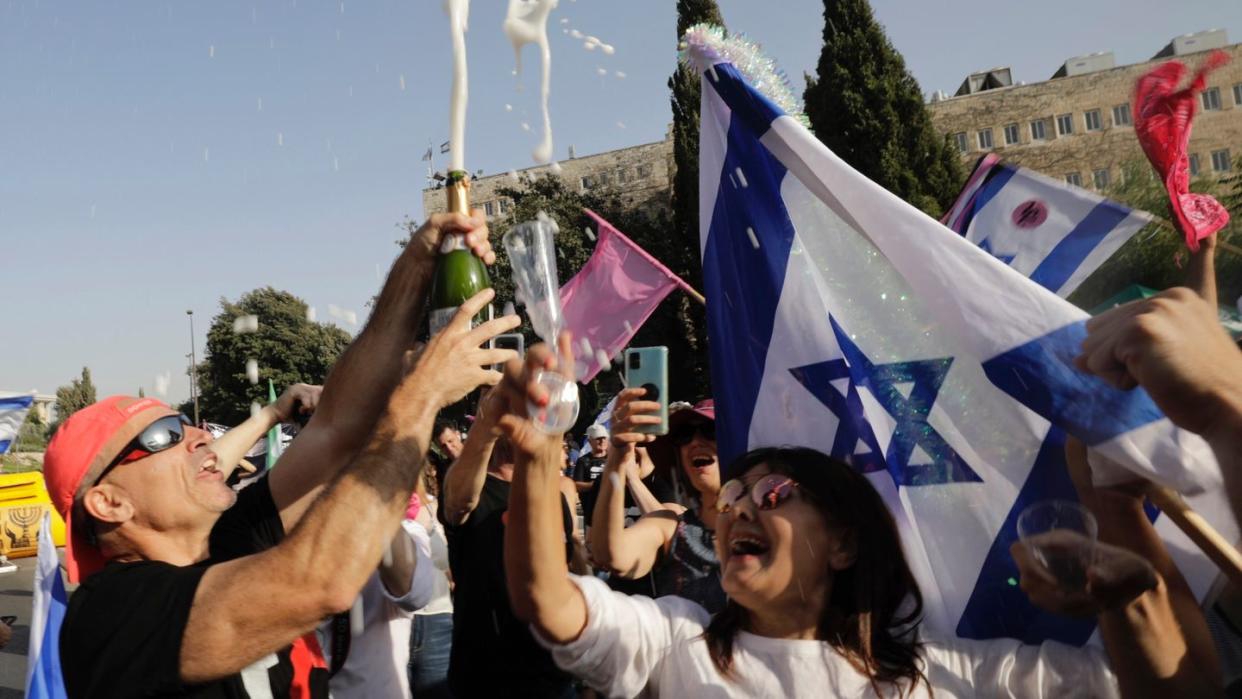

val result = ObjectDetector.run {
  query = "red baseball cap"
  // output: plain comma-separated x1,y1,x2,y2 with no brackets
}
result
43,396,180,582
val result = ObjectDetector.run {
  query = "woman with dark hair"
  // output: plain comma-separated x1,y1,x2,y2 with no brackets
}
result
588,389,726,612
500,342,1220,698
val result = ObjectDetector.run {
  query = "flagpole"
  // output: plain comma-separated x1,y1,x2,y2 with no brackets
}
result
1147,486,1242,589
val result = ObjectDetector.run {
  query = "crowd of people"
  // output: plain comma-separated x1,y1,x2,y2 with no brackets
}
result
38,210,1242,697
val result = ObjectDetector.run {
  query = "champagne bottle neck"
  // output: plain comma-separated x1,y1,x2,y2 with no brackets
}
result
446,170,471,216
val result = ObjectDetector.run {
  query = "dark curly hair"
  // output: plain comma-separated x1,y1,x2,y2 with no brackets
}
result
704,447,929,697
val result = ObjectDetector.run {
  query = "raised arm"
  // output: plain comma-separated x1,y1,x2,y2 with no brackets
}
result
1013,438,1222,698
627,447,666,516
588,388,679,579
208,384,321,480
442,386,506,526
269,211,499,531
178,291,516,683
501,337,591,644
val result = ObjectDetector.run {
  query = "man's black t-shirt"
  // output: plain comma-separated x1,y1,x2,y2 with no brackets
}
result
445,474,575,698
60,477,330,698
571,453,606,485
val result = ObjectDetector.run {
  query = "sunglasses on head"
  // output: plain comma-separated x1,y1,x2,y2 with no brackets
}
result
716,474,802,515
95,414,193,486
670,421,715,446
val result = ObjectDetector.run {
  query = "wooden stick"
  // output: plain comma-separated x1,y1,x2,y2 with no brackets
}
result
1147,485,1242,589
682,286,706,306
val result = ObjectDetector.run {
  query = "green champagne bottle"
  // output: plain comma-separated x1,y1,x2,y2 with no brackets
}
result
428,170,492,336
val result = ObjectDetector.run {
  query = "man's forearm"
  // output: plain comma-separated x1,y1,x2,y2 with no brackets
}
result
209,405,279,479
278,398,436,609
443,425,499,525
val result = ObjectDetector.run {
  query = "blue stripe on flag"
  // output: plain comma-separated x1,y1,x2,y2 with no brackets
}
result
28,573,67,698
956,164,1018,233
1028,201,1131,293
702,88,798,467
0,440,10,454
982,321,1164,445
703,63,786,136
0,395,34,410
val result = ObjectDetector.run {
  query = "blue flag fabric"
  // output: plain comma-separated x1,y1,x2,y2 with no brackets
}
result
26,511,68,698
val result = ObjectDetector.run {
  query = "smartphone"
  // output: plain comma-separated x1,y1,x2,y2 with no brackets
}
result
624,347,669,436
493,333,525,356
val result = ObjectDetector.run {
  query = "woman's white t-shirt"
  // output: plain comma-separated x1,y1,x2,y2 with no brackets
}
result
536,575,1118,698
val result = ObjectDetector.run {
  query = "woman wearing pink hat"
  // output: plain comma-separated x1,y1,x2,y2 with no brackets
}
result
588,389,727,613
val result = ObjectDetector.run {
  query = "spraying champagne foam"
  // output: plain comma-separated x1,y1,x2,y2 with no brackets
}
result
504,0,558,163
445,0,470,172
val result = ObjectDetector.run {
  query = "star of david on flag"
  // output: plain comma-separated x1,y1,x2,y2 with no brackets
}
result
690,44,1237,645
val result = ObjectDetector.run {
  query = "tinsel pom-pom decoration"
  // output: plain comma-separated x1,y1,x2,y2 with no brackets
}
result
679,23,809,127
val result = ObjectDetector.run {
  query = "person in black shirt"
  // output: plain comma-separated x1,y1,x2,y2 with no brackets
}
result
441,387,581,698
572,423,610,494
44,213,518,698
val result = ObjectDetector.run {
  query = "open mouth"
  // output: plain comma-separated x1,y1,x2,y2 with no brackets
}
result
197,456,222,480
728,534,770,558
691,455,717,470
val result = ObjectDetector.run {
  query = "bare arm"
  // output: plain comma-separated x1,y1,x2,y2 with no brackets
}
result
208,384,322,480
442,387,505,526
378,526,419,600
501,338,590,644
178,291,515,683
269,212,499,531
626,448,666,516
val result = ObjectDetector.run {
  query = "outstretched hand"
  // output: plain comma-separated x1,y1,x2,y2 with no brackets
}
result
273,384,322,424
404,288,520,410
1011,536,1159,617
495,332,575,464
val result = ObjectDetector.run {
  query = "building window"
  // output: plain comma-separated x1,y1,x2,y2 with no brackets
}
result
1093,168,1110,190
1056,113,1074,136
498,199,510,214
1234,84,1242,107
1066,172,1083,187
483,201,495,217
977,128,993,150
1003,123,1020,145
1212,149,1232,172
617,168,632,184
598,172,611,187
1084,109,1102,132
953,132,968,152
1030,119,1047,141
1112,103,1132,127
1202,87,1222,111
1189,154,1201,177
636,164,652,179
581,175,596,190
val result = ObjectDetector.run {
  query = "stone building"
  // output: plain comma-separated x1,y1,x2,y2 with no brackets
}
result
421,137,674,220
927,29,1242,189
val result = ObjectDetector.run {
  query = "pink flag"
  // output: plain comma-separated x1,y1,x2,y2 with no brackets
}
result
1134,50,1230,251
560,210,696,382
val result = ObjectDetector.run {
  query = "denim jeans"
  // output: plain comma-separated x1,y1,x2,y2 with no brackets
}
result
409,612,453,698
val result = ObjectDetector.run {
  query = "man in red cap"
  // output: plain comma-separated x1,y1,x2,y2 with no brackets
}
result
44,211,519,698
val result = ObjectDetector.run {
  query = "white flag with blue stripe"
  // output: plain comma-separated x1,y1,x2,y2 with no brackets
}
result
0,393,35,455
693,48,1235,644
27,510,68,698
944,154,1152,298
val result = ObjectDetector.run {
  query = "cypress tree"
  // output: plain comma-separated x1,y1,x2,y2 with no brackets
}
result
667,0,725,400
803,0,962,216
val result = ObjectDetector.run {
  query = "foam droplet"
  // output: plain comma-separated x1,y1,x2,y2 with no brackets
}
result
596,68,607,76
595,348,611,370
349,597,365,637
208,45,215,58
246,359,259,385
569,29,583,39
504,103,513,111
734,167,749,188
521,122,531,131
250,401,262,418
583,226,596,242
306,306,317,322
600,44,614,55
746,227,760,250
614,71,626,79
277,132,283,147
616,121,626,129
549,160,562,174
399,74,406,91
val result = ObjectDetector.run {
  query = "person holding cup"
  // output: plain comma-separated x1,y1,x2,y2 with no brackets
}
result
498,336,1221,697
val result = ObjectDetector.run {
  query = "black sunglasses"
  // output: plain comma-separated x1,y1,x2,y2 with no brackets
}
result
670,421,715,446
95,414,193,486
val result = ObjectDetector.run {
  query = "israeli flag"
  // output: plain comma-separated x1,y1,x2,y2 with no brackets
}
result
27,511,68,698
0,393,35,455
944,154,1152,298
695,54,1235,643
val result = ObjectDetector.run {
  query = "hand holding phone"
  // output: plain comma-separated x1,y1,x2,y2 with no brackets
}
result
624,347,669,436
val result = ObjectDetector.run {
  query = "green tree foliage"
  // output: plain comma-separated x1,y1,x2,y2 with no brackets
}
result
1068,160,1242,310
665,0,724,402
402,174,707,432
52,367,97,430
802,0,963,216
194,288,352,425
15,408,47,451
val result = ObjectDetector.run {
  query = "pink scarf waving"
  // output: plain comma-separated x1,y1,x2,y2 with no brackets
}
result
1134,50,1230,251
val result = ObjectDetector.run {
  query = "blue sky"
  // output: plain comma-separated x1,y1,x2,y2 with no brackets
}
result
3,0,1239,405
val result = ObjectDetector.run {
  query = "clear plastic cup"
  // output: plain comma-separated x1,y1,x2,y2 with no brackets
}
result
1016,500,1097,590
504,219,579,434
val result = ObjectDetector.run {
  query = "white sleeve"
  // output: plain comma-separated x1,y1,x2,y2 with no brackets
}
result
380,521,435,613
923,637,1119,699
532,574,709,698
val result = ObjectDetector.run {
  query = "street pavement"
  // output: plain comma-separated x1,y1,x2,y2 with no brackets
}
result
0,555,37,697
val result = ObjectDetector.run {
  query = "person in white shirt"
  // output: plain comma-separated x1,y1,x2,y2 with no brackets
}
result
494,339,1222,698
406,476,454,698
321,522,435,699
